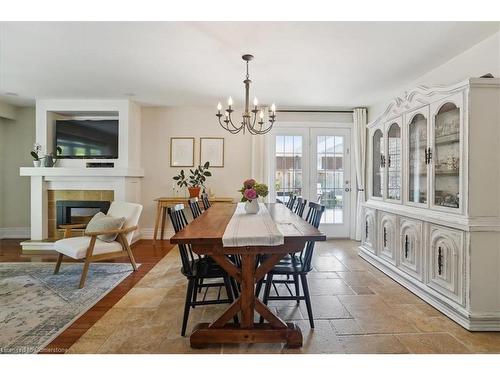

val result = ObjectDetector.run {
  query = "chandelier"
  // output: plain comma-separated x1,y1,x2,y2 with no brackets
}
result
216,54,276,135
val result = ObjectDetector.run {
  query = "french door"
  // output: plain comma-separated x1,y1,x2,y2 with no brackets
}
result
271,127,352,237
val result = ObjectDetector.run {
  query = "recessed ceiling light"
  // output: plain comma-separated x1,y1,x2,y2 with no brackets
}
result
5,92,18,96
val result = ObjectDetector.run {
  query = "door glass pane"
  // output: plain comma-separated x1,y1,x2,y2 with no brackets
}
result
317,135,344,224
408,114,427,204
372,129,383,198
387,123,401,200
434,103,460,208
275,135,302,203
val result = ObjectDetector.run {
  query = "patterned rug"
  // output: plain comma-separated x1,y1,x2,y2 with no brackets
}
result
0,262,137,354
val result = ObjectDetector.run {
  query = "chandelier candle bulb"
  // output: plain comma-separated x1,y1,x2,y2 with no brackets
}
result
217,102,222,113
253,97,258,107
228,96,233,107
259,110,264,119
271,103,276,113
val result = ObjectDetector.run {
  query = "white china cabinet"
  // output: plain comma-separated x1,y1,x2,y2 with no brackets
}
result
360,78,500,331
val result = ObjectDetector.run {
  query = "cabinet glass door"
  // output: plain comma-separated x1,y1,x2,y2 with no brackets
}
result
433,103,460,209
387,123,401,200
408,114,428,204
372,129,384,198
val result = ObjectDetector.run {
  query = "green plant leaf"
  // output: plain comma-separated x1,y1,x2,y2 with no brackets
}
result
204,171,211,176
204,161,210,169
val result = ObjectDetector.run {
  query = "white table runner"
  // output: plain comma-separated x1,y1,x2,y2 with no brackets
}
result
222,203,284,247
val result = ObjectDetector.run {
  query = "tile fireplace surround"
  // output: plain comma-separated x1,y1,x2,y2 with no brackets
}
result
48,190,114,239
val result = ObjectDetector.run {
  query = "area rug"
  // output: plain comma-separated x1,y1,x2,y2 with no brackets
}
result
0,262,137,354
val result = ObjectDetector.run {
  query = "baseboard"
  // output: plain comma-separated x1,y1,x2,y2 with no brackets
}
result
358,246,500,331
0,227,30,239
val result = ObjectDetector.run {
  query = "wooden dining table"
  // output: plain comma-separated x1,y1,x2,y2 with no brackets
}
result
170,202,326,349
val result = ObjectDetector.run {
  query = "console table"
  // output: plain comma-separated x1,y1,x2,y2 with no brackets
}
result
153,196,234,241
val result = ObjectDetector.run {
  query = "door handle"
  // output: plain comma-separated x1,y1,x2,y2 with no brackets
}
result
344,188,351,192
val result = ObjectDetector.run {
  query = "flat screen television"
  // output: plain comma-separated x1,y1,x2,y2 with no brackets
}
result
55,119,119,159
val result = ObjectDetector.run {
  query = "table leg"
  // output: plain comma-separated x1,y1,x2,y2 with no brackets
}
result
160,206,167,240
153,201,162,242
190,250,303,349
240,253,255,328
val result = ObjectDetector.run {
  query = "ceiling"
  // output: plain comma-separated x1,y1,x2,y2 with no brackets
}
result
0,22,498,108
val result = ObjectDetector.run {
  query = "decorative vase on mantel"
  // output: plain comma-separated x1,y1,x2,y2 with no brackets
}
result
33,160,41,167
244,199,260,214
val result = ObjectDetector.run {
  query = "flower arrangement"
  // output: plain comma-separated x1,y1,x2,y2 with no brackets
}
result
239,178,269,202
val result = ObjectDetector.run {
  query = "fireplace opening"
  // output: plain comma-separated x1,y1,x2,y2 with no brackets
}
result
56,200,111,227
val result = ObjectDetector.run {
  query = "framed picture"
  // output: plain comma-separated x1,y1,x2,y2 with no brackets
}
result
170,137,195,167
200,137,224,168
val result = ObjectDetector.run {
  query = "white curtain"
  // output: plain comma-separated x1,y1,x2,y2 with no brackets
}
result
250,132,271,202
353,108,367,240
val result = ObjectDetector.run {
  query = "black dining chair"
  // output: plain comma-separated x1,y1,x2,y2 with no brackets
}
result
188,197,203,219
168,204,238,336
294,197,307,218
257,202,325,328
286,195,297,210
201,193,211,210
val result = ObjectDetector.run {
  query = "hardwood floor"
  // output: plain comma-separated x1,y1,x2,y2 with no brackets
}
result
0,238,175,354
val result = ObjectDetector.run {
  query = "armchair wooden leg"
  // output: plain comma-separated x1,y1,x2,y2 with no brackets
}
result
54,254,64,274
79,258,91,289
79,236,97,289
120,233,138,271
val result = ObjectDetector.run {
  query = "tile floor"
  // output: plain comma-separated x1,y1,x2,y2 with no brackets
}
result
66,240,500,354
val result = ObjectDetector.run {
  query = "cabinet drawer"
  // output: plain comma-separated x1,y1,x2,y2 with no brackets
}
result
377,212,398,265
398,217,423,281
362,208,377,253
426,224,465,305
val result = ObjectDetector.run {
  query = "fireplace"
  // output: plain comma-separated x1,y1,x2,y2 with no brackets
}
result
56,200,111,227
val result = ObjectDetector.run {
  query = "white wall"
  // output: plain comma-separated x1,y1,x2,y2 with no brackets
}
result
140,106,253,229
368,31,500,121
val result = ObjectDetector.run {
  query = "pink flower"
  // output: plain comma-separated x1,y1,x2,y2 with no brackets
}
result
244,188,257,201
243,178,256,188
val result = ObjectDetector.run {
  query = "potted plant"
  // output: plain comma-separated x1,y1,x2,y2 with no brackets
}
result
173,161,212,198
30,143,42,167
239,178,269,214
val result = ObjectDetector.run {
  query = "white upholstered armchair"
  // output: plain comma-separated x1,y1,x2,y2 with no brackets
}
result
53,201,143,288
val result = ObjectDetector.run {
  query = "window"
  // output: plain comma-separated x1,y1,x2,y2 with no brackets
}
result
275,135,303,203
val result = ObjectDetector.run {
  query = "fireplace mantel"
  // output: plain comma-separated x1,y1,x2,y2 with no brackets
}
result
20,167,144,177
